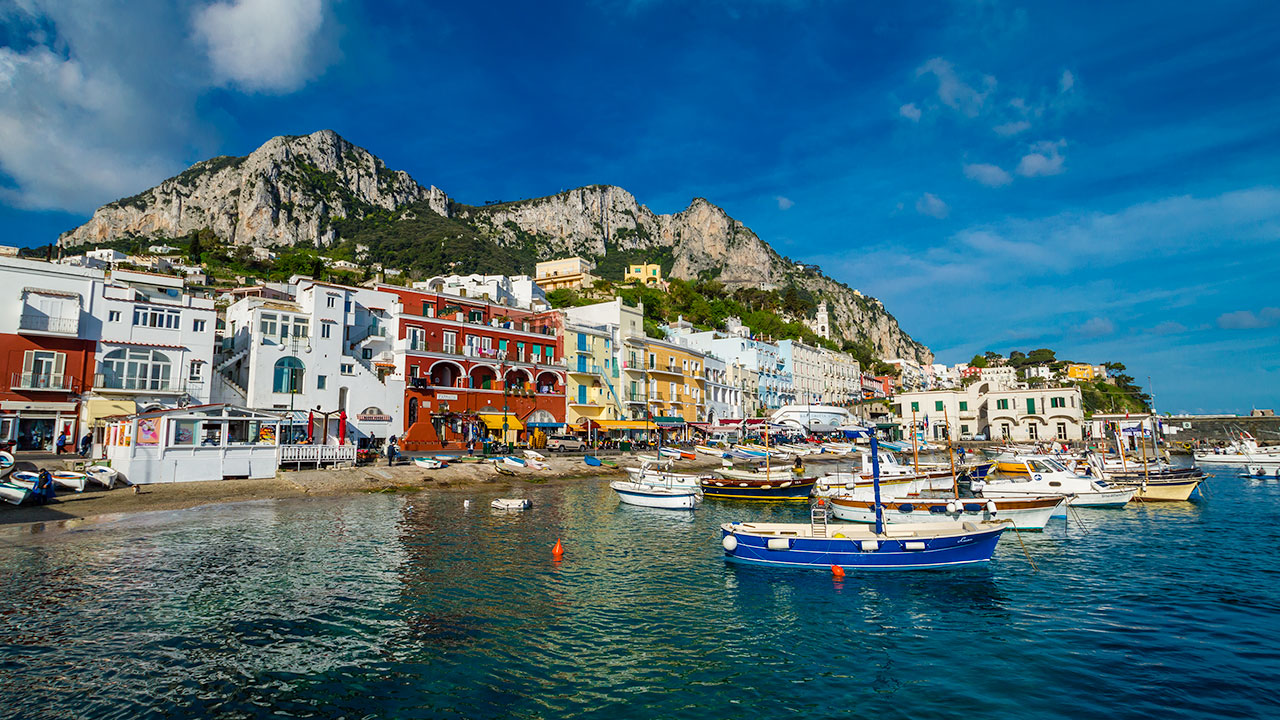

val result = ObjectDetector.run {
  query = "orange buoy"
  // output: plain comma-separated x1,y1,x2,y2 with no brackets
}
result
831,565,845,579
552,539,564,558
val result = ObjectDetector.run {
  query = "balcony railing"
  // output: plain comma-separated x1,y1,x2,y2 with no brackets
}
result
406,376,563,395
280,444,357,464
10,373,79,392
18,313,79,335
93,374,203,395
406,339,563,366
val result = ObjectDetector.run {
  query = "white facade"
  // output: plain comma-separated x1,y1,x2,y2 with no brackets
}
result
416,274,549,311
894,383,1084,442
702,354,738,423
215,280,405,445
819,347,862,406
778,339,825,406
678,331,792,409
979,366,1019,390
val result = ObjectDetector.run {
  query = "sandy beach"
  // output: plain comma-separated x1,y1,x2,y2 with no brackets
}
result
0,454,728,528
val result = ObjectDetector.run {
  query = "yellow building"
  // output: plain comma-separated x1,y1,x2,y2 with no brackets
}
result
624,337,706,423
1065,363,1096,381
625,263,664,286
564,322,625,426
535,257,597,291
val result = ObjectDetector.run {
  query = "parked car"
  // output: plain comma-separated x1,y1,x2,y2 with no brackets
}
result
546,435,586,452
973,433,988,441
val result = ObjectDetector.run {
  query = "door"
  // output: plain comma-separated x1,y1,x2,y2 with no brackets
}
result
578,385,587,405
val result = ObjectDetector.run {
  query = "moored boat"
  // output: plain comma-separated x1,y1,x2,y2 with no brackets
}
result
700,476,815,501
829,494,1065,531
720,520,1006,570
980,456,1135,508
1244,465,1280,479
491,498,531,510
610,480,702,509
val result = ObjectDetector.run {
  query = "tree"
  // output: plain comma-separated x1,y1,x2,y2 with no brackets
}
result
1027,348,1057,364
969,354,989,369
1008,350,1027,366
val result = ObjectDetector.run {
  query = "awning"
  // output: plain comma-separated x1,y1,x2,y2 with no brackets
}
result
653,415,685,427
478,413,524,431
526,422,564,428
594,420,652,430
85,397,136,424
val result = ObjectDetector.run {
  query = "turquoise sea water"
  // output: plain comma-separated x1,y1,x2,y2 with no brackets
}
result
2,466,1279,720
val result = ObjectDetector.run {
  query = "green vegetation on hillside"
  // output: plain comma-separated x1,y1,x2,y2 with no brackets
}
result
973,350,1151,415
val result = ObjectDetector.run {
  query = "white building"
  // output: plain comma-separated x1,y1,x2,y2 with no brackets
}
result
149,244,179,255
416,274,549,312
81,269,218,440
894,383,1084,442
778,339,826,405
677,331,791,409
803,301,832,340
979,365,1019,390
728,361,760,418
215,280,405,446
888,358,926,391
702,353,739,424
819,347,862,406
86,248,127,265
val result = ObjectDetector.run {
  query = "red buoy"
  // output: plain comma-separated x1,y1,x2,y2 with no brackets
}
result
831,565,845,579
552,539,564,558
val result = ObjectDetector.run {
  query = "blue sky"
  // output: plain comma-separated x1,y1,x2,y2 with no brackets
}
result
2,1,1278,413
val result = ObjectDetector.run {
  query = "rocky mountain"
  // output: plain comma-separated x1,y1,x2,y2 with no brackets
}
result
57,130,931,364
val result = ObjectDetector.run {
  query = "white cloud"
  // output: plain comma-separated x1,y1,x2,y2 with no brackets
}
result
1016,139,1067,177
194,0,326,92
1217,307,1280,330
963,162,1013,187
1074,317,1115,337
993,120,1030,136
1060,70,1075,93
915,192,949,219
1150,321,1187,335
915,58,994,118
775,195,794,210
899,102,921,121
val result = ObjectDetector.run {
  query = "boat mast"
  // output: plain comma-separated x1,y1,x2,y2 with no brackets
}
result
870,434,885,535
1114,425,1129,474
1140,417,1151,487
911,406,920,473
944,404,959,500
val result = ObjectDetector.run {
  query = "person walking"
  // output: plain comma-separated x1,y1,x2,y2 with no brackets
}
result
55,431,68,455
79,432,92,457
386,435,399,466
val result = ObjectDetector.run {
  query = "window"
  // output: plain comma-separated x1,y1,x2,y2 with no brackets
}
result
996,399,1009,410
188,361,202,382
959,401,968,411
100,348,172,390
408,398,418,425
1057,422,1067,440
108,310,121,322
327,296,336,308
669,382,676,398
133,307,181,329
260,313,278,336
193,319,206,332
935,401,944,411
1050,396,1065,408
341,363,354,375
443,331,457,353
362,348,372,360
648,353,656,369
321,324,332,339
317,375,327,390
425,304,435,318
273,357,304,394
344,298,352,312
910,401,919,412
1001,423,1011,439
408,327,425,351
293,320,308,338
961,424,970,434
1028,423,1038,440
1027,398,1037,414
21,350,65,389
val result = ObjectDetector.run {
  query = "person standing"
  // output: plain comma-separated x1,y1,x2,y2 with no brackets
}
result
386,435,398,466
80,432,92,457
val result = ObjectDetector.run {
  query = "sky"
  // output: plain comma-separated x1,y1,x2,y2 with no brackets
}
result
1,0,1278,414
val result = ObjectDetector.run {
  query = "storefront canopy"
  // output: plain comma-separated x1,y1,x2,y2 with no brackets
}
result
592,420,652,431
653,416,686,427
478,414,524,431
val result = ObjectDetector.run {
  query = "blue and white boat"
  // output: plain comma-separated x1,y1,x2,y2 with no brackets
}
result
610,480,702,510
719,435,1008,571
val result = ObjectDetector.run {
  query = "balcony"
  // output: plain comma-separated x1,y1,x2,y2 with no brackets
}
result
18,313,79,336
93,374,203,395
406,339,563,366
10,373,80,392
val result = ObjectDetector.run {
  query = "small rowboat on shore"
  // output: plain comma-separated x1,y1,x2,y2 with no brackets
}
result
610,480,702,510
0,482,31,505
414,457,446,470
583,455,602,467
85,465,118,489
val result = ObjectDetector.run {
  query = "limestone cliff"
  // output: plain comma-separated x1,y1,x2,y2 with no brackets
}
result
57,130,448,248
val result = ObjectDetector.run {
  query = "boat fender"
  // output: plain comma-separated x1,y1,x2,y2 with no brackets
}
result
766,538,791,551
964,503,982,512
904,541,926,551
898,503,914,513
946,501,958,514
722,534,738,552
832,532,847,538
985,500,998,515
860,540,879,552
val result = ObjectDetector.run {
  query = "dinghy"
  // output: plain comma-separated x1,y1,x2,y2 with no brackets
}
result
0,451,14,478
414,457,446,470
0,482,31,505
583,455,603,467
695,445,727,458
610,480,702,509
85,465,118,489
523,450,546,462
503,456,527,468
491,498,531,510
51,471,89,492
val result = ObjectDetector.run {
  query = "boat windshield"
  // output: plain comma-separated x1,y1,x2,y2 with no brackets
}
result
1041,459,1068,472
1027,459,1055,474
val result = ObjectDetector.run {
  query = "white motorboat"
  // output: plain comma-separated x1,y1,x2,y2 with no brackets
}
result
1195,433,1280,466
979,456,1135,508
610,480,702,509
828,494,1066,531
769,404,853,433
1245,465,1280,479
491,498,531,510
624,463,710,487
714,466,808,483
812,470,953,498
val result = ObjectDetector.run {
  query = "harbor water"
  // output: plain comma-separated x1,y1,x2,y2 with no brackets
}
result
2,466,1279,719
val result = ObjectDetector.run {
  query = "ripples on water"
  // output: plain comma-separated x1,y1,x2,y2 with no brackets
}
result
1,468,1279,719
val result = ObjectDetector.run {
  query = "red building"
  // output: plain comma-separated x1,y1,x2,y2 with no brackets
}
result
378,284,566,451
0,259,100,452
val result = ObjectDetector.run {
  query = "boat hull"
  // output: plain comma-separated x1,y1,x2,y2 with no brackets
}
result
1113,477,1203,502
610,481,702,509
701,478,816,501
983,486,1135,508
721,521,1006,570
828,496,1065,531
1195,452,1280,465
0,483,30,505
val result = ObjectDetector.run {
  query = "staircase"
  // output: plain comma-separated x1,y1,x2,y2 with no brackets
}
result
214,346,248,373
810,499,828,538
215,372,247,404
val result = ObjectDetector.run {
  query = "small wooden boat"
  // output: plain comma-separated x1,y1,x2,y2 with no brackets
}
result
828,494,1065,531
414,457,446,470
583,455,602,467
715,466,808,483
0,482,31,505
0,451,14,478
695,445,726,458
503,456,527,468
85,465,118,489
523,450,546,462
8,471,38,489
1109,475,1203,501
51,471,89,492
658,448,683,459
491,498,531,510
700,476,816,501
679,450,697,460
720,519,1007,570
600,459,618,468
610,480,702,509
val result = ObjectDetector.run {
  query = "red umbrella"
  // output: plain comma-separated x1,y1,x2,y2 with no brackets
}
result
338,409,347,444
306,410,314,443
